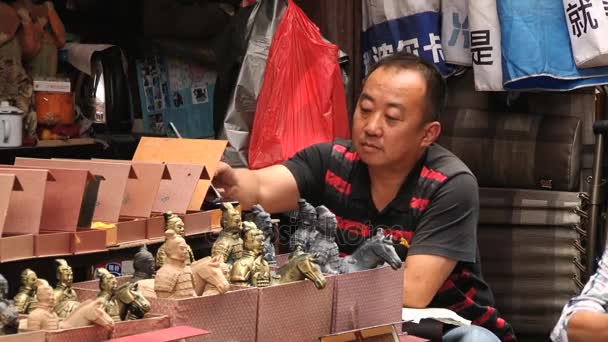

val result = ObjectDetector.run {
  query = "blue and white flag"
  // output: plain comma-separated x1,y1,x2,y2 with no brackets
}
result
442,0,471,66
499,0,608,91
361,0,455,76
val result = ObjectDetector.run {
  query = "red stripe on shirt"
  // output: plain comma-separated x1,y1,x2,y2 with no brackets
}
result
384,229,413,242
410,197,430,211
333,144,359,161
473,307,496,325
420,166,447,182
325,170,352,195
336,216,370,237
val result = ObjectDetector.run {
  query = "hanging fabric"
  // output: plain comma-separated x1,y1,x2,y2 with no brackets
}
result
562,0,608,68
468,0,504,91
441,0,471,66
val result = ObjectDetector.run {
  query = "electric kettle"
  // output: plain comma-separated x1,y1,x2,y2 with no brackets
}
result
0,101,23,147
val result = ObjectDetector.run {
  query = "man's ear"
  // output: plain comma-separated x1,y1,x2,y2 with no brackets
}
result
421,121,441,148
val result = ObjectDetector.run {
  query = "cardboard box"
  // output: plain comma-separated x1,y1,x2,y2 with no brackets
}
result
99,218,148,246
72,229,107,255
332,266,404,334
10,162,98,231
132,137,227,211
256,278,335,342
0,330,46,342
34,231,72,257
146,214,165,239
153,163,206,215
0,234,34,262
179,210,212,236
0,168,50,235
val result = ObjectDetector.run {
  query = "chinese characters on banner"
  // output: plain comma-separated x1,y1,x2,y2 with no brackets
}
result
468,0,504,90
442,0,471,66
562,0,608,68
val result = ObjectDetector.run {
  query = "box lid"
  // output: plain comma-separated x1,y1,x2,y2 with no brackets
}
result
0,168,50,235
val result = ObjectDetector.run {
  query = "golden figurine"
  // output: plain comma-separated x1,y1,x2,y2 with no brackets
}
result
95,268,121,322
53,259,79,318
212,202,244,264
230,221,271,288
13,268,38,314
154,229,197,299
155,211,195,269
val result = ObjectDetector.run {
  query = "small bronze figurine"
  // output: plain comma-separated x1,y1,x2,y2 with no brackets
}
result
155,211,195,269
252,204,276,265
230,222,271,287
276,249,327,289
307,206,341,274
0,274,18,335
53,259,79,318
113,282,150,320
132,245,155,283
27,279,60,330
211,202,244,264
154,229,197,299
290,199,318,252
95,268,121,322
14,268,38,314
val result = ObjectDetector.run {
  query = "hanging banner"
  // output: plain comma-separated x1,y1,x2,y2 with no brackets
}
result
442,0,471,66
468,0,504,91
562,0,608,68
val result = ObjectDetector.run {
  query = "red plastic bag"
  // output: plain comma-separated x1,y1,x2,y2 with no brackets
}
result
248,0,350,169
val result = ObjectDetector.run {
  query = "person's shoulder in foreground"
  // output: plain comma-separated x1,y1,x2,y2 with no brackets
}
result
551,250,608,342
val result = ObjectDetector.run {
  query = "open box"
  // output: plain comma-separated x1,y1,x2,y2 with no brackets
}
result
0,330,46,342
14,158,148,246
331,265,404,334
256,277,335,342
75,280,258,342
0,172,39,262
34,231,72,257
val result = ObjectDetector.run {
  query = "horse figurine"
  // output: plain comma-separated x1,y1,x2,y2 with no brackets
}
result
137,255,230,298
275,251,327,289
114,282,150,320
339,229,402,274
192,255,231,296
59,298,114,331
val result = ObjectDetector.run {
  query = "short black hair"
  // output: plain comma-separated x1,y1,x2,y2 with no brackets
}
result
366,53,447,123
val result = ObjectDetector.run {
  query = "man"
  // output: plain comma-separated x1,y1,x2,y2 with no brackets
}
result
551,250,608,342
214,53,514,341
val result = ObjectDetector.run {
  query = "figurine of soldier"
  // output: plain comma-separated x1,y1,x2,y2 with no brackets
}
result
230,222,271,287
252,207,276,264
155,211,195,269
132,245,155,283
14,268,38,314
27,279,60,330
154,229,197,299
308,206,341,274
0,274,18,335
290,199,318,252
95,268,121,322
211,202,244,264
53,259,79,318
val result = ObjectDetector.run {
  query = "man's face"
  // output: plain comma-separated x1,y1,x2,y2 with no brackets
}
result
102,275,117,292
352,67,435,168
230,212,242,230
174,221,185,236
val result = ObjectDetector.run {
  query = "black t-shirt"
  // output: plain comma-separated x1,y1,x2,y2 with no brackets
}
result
283,140,516,342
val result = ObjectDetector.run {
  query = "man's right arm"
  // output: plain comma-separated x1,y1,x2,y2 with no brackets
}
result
213,143,331,213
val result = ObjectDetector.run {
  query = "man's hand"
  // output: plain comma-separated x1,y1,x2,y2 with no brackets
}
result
213,161,240,200
212,162,300,212
403,254,457,308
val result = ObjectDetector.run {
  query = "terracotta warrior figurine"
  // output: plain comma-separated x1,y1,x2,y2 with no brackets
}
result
290,199,318,253
156,211,195,269
0,274,18,335
308,206,341,274
155,229,197,299
252,206,276,264
27,279,59,330
95,268,121,322
132,245,155,283
230,221,271,287
14,268,38,314
53,259,79,318
212,202,244,264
